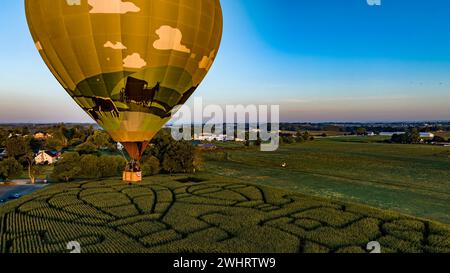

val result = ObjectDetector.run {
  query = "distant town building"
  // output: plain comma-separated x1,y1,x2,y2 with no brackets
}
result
194,133,229,142
367,132,376,136
34,150,61,165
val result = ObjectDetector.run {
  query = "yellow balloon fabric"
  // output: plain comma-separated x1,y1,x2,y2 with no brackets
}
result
25,0,223,143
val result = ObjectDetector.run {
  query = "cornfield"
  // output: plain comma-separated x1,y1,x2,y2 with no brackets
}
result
0,177,449,253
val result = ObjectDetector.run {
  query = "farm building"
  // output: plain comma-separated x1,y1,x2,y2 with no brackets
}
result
379,132,405,137
34,150,61,165
419,132,435,138
380,132,435,138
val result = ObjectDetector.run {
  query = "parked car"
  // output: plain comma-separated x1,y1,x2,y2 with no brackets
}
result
8,194,21,200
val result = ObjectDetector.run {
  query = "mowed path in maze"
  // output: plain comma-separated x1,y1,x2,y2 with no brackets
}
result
1,176,449,253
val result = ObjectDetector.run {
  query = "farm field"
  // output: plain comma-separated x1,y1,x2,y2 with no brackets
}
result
204,137,450,224
1,176,449,253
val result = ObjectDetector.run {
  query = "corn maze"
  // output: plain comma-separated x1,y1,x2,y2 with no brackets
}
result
0,177,449,253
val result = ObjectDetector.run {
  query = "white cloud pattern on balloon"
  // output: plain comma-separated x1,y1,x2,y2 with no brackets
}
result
153,25,191,54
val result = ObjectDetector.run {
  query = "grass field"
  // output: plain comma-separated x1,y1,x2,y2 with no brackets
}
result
203,137,450,224
1,176,449,253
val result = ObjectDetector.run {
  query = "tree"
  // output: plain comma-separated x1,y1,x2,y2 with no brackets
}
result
88,130,111,149
45,136,65,151
0,158,23,181
432,136,447,142
6,136,42,184
295,131,304,143
302,131,311,141
69,138,84,147
141,156,161,176
5,136,28,158
391,129,421,144
391,134,404,144
21,150,39,184
356,127,367,136
281,135,295,145
52,152,81,182
0,128,8,147
50,130,69,148
161,141,195,174
75,141,98,155
323,125,342,132
146,130,196,174
29,138,45,153
61,126,76,141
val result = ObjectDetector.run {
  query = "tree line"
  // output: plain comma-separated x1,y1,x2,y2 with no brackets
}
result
0,125,200,182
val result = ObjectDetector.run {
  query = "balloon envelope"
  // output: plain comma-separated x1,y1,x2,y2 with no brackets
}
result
25,0,223,160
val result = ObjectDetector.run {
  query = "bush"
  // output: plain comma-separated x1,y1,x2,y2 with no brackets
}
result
281,136,295,145
78,155,126,179
112,156,127,174
79,154,99,179
53,153,126,181
97,156,126,178
141,156,161,176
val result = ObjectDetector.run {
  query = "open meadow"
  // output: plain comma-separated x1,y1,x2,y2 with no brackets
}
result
204,137,450,224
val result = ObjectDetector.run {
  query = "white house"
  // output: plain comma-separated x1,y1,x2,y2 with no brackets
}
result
34,151,61,165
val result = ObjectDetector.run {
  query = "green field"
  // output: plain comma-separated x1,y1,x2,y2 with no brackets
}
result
1,176,449,253
204,137,450,224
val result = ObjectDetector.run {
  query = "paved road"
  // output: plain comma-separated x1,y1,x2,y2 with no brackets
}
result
0,184,48,204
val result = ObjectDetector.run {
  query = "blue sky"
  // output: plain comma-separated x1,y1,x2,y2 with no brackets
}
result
1,0,450,123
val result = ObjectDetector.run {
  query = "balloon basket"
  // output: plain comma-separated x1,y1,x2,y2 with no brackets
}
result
123,171,142,183
123,161,142,183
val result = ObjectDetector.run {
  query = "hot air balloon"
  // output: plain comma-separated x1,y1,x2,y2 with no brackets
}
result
25,0,223,182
